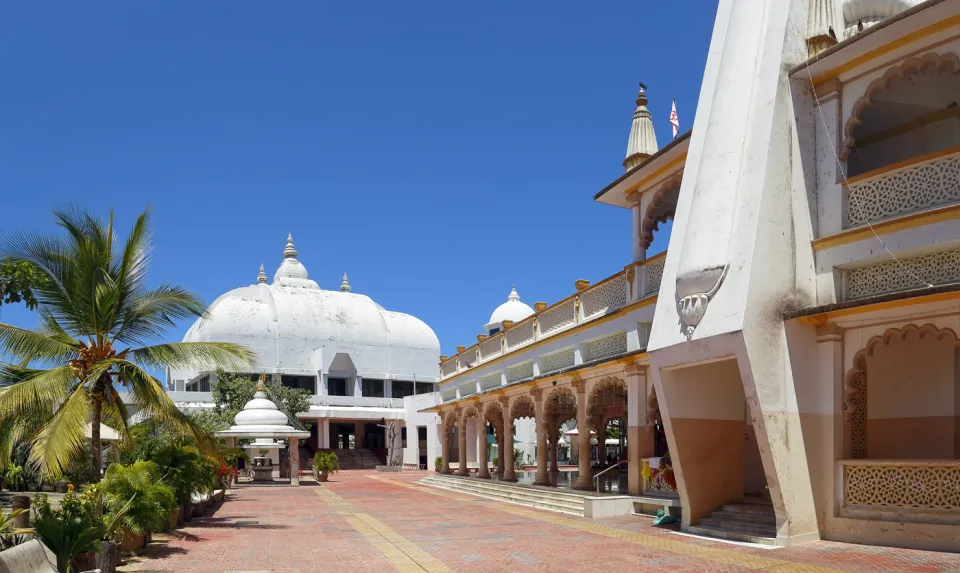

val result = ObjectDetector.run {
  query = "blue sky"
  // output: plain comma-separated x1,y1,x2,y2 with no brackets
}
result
1,1,716,358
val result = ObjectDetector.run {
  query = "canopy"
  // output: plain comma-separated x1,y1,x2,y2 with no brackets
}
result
563,428,597,436
85,422,121,442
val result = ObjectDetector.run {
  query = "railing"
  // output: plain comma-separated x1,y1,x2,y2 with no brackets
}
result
840,459,960,521
844,146,960,228
845,247,960,300
439,255,667,381
593,461,628,496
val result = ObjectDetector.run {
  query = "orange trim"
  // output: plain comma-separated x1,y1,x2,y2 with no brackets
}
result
796,291,960,324
640,250,668,267
812,204,960,251
844,145,960,185
812,14,960,86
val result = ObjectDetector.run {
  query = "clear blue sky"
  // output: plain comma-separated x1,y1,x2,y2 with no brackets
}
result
1,1,717,358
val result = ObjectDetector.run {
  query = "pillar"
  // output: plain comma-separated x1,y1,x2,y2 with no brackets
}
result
625,364,646,496
548,416,559,487
441,417,451,474
355,421,365,449
496,430,505,479
318,419,330,449
574,378,592,490
502,398,517,482
631,202,647,263
478,419,490,479
457,417,468,476
288,437,300,486
533,388,549,485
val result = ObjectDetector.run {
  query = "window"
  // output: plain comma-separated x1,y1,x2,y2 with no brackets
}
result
415,382,435,395
392,380,414,399
362,378,384,398
488,327,501,335
281,375,315,393
186,375,210,392
401,427,407,447
328,377,348,396
418,427,427,441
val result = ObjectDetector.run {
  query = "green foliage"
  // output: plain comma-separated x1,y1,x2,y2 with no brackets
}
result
149,438,216,504
206,368,312,424
492,456,498,468
513,449,524,470
0,207,254,479
101,461,176,536
604,425,620,440
313,451,339,475
0,260,47,310
32,491,105,573
434,456,443,471
0,507,32,549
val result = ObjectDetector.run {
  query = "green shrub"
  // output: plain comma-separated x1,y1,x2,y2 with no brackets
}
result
434,456,443,471
101,461,176,536
32,491,104,573
312,451,339,475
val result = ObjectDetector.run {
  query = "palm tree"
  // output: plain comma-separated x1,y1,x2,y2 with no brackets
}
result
0,207,253,479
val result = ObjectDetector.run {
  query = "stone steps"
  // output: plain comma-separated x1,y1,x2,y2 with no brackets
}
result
420,474,587,516
329,449,381,469
688,501,777,545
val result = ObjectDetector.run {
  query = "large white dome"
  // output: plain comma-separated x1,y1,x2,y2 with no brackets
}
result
175,235,440,382
487,287,535,328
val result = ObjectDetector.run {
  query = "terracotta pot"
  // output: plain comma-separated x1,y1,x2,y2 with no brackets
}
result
168,507,181,530
318,473,329,482
119,530,145,553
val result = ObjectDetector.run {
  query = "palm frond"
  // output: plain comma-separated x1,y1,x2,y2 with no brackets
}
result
131,341,254,371
29,383,90,478
0,365,74,416
114,285,207,344
0,323,79,364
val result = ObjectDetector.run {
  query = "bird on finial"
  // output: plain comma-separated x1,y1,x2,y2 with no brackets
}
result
257,263,268,284
340,273,351,292
256,372,266,392
283,233,298,259
636,82,648,106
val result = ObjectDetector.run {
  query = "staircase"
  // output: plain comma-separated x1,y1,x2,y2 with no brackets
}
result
330,448,382,469
685,497,777,545
420,474,586,516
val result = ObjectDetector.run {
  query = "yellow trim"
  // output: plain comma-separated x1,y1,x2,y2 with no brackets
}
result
811,204,960,251
437,296,658,387
624,154,687,196
845,145,960,185
812,14,960,86
428,352,649,412
639,250,668,267
796,291,960,324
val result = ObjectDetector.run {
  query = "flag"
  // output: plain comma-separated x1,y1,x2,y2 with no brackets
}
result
669,99,680,138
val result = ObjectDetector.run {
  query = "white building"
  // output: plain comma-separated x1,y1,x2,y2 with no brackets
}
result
166,234,442,468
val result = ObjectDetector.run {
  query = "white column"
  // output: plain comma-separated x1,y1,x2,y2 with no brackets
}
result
354,376,363,397
466,418,478,467
631,203,646,263
318,419,330,449
625,364,645,496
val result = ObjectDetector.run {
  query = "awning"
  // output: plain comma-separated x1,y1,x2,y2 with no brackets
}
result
85,423,121,442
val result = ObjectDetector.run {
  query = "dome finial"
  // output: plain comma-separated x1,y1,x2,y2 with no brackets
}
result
284,233,298,259
508,285,520,301
256,372,266,393
623,81,659,171
340,273,351,292
257,263,268,284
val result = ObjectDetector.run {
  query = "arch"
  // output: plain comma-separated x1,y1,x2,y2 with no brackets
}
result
442,410,460,430
588,376,627,433
641,173,682,249
462,405,480,421
840,52,960,161
646,387,661,429
510,394,536,422
842,323,959,458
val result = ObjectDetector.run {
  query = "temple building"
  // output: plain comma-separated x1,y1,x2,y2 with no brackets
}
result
166,234,443,470
427,0,960,553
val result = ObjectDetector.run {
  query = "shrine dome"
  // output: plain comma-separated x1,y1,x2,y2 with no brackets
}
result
174,235,440,382
485,287,534,334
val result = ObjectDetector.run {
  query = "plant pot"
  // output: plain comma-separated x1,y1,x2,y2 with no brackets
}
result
96,540,120,573
191,502,204,517
72,551,97,572
168,506,181,530
318,472,328,482
434,468,439,473
120,530,145,553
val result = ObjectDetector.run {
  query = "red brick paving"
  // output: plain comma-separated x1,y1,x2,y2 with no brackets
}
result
131,469,960,572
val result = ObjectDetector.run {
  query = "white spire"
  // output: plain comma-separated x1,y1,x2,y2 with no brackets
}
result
808,0,842,56
508,285,520,301
283,233,298,258
340,273,351,292
257,263,268,284
273,233,315,287
624,82,659,171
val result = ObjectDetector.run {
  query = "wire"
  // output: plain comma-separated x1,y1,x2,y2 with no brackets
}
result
803,41,935,290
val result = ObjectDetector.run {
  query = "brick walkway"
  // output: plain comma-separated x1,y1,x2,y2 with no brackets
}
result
126,469,960,572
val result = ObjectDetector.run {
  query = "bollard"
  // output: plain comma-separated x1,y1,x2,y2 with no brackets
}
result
10,496,30,529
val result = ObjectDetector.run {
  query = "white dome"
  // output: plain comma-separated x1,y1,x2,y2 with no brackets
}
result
487,287,535,326
175,235,440,381
842,0,921,36
234,394,289,428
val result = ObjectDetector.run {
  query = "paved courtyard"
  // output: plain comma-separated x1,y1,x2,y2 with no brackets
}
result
124,470,960,572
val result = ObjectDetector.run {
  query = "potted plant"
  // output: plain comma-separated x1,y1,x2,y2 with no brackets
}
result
31,490,107,573
434,456,443,473
101,461,176,552
313,451,339,482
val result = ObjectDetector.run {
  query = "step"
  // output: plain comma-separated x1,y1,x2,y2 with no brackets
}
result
697,517,776,537
684,523,778,546
422,481,585,515
421,477,587,509
422,475,589,503
720,503,775,516
709,509,775,526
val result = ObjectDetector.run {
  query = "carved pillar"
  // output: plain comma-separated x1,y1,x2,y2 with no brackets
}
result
457,410,468,476
501,397,517,482
478,414,490,479
533,388,549,485
496,429,505,479
548,415,559,486
574,378,592,490
441,413,451,474
625,363,645,496
288,437,300,486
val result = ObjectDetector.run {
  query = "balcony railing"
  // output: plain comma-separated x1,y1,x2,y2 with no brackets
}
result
439,253,666,381
844,247,960,300
840,459,960,523
844,146,960,228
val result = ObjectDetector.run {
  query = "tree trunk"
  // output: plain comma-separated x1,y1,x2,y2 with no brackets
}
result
96,540,120,573
91,397,103,481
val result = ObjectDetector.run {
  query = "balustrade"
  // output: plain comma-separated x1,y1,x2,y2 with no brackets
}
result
840,459,960,523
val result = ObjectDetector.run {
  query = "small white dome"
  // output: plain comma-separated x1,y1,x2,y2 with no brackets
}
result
233,392,289,428
841,0,921,36
488,287,535,326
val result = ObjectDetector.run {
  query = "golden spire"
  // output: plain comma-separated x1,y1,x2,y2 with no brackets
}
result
257,372,266,392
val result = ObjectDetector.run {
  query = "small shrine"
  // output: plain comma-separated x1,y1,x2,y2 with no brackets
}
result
215,376,309,485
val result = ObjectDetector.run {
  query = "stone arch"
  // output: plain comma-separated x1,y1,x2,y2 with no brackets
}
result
442,409,460,430
462,405,480,421
544,385,577,438
641,173,682,249
510,394,536,423
646,386,661,429
840,52,960,161
843,323,959,458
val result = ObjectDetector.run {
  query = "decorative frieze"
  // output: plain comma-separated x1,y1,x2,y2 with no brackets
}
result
846,249,960,300
844,461,960,511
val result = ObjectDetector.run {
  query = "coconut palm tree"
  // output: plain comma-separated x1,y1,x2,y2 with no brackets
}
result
0,207,253,479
